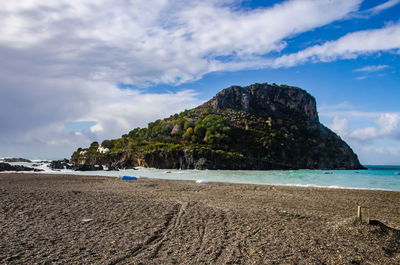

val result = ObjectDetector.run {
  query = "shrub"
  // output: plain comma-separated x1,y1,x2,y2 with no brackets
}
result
101,139,114,149
89,141,99,150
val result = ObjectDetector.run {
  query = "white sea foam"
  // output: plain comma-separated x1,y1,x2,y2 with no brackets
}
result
2,164,400,191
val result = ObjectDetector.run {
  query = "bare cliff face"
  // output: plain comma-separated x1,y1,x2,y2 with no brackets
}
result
206,83,319,123
72,83,364,170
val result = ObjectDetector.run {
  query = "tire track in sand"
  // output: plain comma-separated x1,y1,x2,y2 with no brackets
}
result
107,202,187,264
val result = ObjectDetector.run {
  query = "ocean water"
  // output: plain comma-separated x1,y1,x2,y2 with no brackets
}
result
2,159,400,191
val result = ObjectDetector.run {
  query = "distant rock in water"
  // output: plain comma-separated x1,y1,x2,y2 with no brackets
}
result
3,158,32,163
71,83,365,170
0,162,43,172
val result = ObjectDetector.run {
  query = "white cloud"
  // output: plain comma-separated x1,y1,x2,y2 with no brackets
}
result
358,144,400,165
320,109,378,119
349,127,379,141
330,116,351,136
274,22,400,67
325,110,400,142
354,65,389,72
324,107,400,165
82,88,202,139
349,113,400,141
353,65,389,81
90,123,103,133
361,145,400,157
377,113,400,135
0,74,201,157
0,0,367,157
319,102,355,111
0,0,362,85
363,0,400,15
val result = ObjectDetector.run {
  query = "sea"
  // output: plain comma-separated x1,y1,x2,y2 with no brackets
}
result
2,158,400,191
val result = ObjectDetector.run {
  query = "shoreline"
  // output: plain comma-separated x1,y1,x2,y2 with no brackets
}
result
1,173,400,264
1,170,400,192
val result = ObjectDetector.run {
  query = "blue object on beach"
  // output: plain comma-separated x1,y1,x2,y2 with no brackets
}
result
121,176,137,180
395,172,400,175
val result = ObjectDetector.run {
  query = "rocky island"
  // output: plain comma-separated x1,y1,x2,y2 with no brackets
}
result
71,83,364,170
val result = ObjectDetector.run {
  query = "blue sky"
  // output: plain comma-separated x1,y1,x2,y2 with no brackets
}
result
0,0,399,164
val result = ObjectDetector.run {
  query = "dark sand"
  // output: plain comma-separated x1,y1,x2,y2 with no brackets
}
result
1,173,400,264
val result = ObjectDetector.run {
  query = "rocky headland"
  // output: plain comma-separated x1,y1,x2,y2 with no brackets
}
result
71,83,364,170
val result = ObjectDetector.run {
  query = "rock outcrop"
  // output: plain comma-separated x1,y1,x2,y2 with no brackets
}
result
3,158,32,163
49,159,72,170
71,83,365,170
207,84,318,122
0,162,43,172
49,159,104,171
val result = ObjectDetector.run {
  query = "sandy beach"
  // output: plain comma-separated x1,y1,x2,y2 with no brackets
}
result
1,173,399,264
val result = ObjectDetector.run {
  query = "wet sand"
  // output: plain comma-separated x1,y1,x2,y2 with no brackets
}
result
1,173,400,264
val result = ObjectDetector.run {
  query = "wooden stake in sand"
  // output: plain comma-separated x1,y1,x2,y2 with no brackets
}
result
357,206,369,224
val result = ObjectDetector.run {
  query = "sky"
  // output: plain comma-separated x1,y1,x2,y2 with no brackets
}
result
0,0,399,165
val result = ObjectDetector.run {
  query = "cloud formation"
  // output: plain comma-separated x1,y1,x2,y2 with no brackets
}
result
348,113,400,141
323,107,400,164
325,108,400,142
0,0,364,85
321,102,400,136
0,0,367,157
0,0,399,159
363,0,400,15
0,77,201,157
354,65,389,72
274,22,400,67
